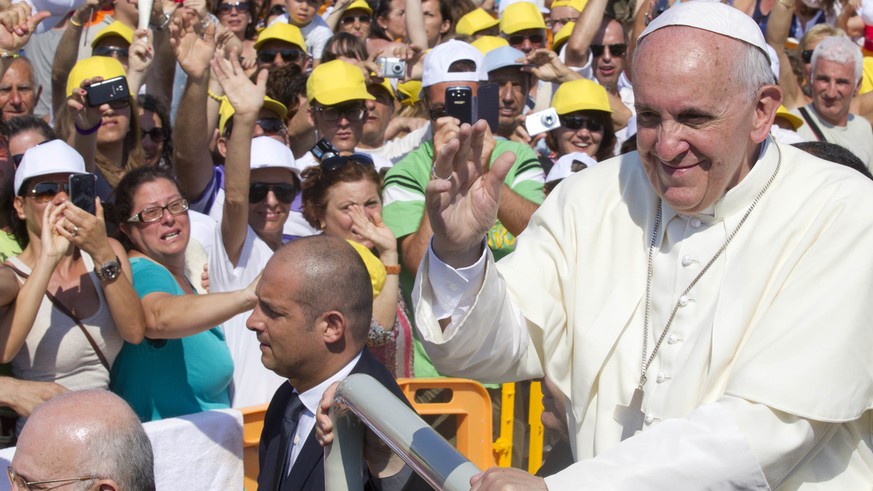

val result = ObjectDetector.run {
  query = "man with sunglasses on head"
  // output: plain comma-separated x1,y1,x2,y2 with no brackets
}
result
382,40,544,383
208,52,302,407
254,21,309,72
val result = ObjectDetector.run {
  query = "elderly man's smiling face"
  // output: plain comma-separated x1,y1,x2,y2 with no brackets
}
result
633,26,780,214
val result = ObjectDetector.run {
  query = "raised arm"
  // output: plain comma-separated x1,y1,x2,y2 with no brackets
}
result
51,0,95,118
211,49,267,265
170,10,217,200
564,0,609,67
404,0,427,51
766,0,804,109
66,76,108,173
126,29,155,97
142,0,182,109
324,0,353,31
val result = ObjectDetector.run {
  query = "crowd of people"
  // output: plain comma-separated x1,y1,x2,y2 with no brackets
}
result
0,0,872,488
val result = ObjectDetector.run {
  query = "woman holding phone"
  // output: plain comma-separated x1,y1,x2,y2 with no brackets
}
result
0,140,146,430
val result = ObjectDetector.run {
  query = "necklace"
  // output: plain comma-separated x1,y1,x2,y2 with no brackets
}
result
614,143,782,440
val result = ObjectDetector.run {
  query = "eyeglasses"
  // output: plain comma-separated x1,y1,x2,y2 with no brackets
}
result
256,117,286,136
217,2,250,13
320,153,375,172
508,33,545,46
340,14,371,25
126,197,189,223
589,43,627,57
802,49,814,63
314,103,366,122
93,46,129,59
257,48,305,64
545,16,578,29
141,127,167,142
11,153,23,167
106,98,130,110
7,466,98,491
249,182,296,203
21,181,70,202
560,115,604,132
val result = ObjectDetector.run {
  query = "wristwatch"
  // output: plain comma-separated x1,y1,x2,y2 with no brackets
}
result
150,13,171,31
95,256,121,281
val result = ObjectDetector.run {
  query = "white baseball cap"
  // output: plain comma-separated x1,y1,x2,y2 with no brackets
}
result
422,40,487,87
14,140,86,195
546,152,598,183
250,136,298,174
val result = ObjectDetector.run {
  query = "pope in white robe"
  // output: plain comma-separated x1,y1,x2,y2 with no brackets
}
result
410,2,873,489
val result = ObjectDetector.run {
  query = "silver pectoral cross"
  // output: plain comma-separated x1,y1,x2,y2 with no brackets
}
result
613,387,645,441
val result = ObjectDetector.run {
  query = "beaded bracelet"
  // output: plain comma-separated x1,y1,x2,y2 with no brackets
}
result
75,119,102,135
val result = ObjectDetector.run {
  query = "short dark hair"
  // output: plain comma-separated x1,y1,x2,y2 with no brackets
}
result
6,115,55,141
793,141,873,180
321,32,369,63
266,63,306,114
113,167,182,249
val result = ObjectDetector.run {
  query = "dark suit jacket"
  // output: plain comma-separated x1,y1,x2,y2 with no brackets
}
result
257,348,414,491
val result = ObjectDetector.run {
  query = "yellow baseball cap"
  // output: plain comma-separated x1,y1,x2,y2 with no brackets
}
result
91,20,133,48
775,104,803,130
347,239,385,297
306,60,375,105
345,0,372,14
396,80,421,106
218,95,288,135
552,21,574,53
456,8,498,36
550,0,587,11
471,35,509,55
66,56,128,97
500,2,546,34
254,22,306,51
369,75,395,99
552,78,611,115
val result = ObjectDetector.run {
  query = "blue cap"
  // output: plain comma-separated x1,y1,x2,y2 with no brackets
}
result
483,46,527,74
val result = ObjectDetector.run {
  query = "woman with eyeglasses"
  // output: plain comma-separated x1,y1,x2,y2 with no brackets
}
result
138,94,173,171
55,57,145,198
0,140,146,432
300,154,413,378
110,167,258,422
545,79,616,163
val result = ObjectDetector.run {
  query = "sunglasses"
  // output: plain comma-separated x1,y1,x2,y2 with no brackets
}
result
103,98,130,110
508,33,545,46
590,43,627,57
218,2,250,13
11,153,23,167
141,127,167,142
249,182,296,203
127,197,189,223
256,117,286,135
340,14,371,25
257,48,305,64
802,49,814,63
560,115,604,132
320,153,375,172
314,103,366,122
93,46,129,59
545,16,578,29
21,181,70,202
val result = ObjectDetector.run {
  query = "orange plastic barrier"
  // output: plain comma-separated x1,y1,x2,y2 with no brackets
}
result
241,403,269,491
397,377,497,470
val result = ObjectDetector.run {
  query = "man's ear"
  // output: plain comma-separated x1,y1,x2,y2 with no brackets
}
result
320,310,347,344
751,84,782,144
97,479,121,491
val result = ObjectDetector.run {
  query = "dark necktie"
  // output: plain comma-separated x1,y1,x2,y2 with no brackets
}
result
274,392,305,489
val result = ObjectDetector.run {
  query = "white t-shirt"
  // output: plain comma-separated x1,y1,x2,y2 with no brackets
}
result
208,224,286,408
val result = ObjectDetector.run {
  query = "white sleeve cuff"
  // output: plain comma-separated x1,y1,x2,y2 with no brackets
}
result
425,240,487,324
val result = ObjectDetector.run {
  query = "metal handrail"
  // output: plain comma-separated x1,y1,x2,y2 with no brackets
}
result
325,374,482,491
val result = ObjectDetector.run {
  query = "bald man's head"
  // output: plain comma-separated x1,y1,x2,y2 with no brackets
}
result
12,390,155,491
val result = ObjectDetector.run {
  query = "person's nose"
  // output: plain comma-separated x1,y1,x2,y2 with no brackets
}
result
273,52,286,66
521,37,533,52
9,87,21,106
654,121,690,163
500,82,513,103
265,189,280,206
246,307,264,332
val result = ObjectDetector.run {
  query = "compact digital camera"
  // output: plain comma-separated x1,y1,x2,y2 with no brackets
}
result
376,57,407,79
525,107,561,135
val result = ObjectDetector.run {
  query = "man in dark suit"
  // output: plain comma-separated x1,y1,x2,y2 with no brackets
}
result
249,236,418,491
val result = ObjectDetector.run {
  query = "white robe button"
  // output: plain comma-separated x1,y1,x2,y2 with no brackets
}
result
690,218,702,228
448,283,459,292
681,255,694,267
667,334,679,345
678,294,689,307
656,372,666,383
645,413,655,424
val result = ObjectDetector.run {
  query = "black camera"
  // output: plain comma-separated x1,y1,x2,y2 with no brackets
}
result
85,76,130,108
310,138,338,162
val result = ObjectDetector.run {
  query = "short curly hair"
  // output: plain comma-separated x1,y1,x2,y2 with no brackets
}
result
300,159,381,229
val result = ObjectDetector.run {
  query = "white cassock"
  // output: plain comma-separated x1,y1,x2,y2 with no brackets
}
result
413,139,873,489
